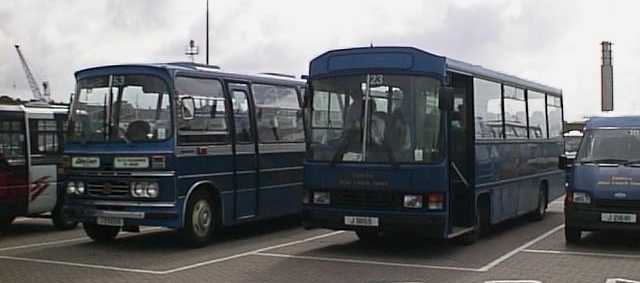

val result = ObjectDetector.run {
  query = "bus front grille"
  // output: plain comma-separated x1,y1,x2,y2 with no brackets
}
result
331,190,396,209
87,181,130,197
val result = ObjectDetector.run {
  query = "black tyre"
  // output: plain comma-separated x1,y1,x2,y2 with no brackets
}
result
355,230,381,243
530,189,547,221
0,215,15,233
459,199,490,246
83,222,120,243
52,204,78,230
180,191,215,248
565,226,581,244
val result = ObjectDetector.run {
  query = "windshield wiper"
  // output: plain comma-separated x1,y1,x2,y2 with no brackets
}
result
580,158,628,165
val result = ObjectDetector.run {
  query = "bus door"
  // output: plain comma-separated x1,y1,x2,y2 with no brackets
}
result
228,82,259,220
25,113,60,215
447,73,474,230
0,110,29,216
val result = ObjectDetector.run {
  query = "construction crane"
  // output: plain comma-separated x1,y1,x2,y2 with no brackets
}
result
14,45,51,102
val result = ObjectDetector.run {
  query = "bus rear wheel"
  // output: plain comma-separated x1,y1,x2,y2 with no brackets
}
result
530,188,547,221
52,204,78,230
83,223,120,243
180,191,215,248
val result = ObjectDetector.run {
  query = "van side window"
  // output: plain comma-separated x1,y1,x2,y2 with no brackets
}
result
175,77,229,145
252,84,303,143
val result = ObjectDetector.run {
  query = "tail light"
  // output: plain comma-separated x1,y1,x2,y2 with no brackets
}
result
427,192,444,210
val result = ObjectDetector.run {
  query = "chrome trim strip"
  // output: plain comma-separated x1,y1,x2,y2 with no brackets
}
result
260,166,303,173
260,182,303,190
77,200,176,208
93,210,145,219
258,143,305,153
177,171,234,179
236,170,256,175
69,171,176,177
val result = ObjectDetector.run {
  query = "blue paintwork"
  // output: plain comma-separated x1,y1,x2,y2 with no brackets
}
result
585,116,640,129
310,47,447,80
304,46,565,238
65,63,306,230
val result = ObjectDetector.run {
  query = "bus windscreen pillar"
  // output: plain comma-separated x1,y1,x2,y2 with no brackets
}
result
601,41,614,112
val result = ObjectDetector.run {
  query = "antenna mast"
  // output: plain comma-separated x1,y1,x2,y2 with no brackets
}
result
185,40,200,63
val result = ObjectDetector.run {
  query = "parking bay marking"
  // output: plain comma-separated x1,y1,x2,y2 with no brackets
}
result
0,223,567,275
523,249,640,260
0,230,345,275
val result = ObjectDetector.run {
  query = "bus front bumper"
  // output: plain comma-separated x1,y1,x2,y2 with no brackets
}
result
65,199,181,229
302,207,447,238
565,205,640,232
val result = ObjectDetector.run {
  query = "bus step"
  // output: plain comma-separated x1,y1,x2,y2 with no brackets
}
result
447,226,475,239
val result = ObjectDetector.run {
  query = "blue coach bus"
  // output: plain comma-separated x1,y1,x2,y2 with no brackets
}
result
63,62,306,246
302,47,565,243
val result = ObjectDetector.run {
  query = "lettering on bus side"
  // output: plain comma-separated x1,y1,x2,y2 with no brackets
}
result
337,172,390,189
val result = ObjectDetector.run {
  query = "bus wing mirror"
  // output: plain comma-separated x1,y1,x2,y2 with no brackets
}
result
559,155,573,170
439,87,454,111
181,96,196,121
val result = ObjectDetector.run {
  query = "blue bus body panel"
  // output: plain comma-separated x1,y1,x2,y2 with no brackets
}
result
475,141,564,224
309,47,446,80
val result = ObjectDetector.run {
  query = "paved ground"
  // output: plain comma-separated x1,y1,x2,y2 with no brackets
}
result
1,199,640,283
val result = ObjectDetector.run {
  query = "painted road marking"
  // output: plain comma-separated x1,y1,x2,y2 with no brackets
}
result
523,249,640,260
0,227,164,252
254,252,484,272
477,224,565,272
0,230,344,275
484,281,542,283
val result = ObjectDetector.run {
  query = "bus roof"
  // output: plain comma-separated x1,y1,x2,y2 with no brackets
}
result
585,116,640,129
309,46,561,96
75,62,305,86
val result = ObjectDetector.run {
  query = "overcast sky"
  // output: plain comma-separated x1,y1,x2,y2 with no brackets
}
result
1,0,640,121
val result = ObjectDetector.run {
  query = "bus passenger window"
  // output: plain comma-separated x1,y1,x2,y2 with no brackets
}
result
473,78,503,139
231,90,253,143
528,91,547,139
547,96,563,138
175,77,229,145
252,84,303,143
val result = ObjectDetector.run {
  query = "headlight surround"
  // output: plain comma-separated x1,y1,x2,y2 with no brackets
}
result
572,192,591,204
403,195,423,208
66,182,77,194
76,182,86,194
130,181,160,198
313,192,330,205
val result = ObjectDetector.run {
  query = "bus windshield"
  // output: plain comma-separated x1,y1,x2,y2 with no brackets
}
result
68,75,172,143
308,74,442,163
577,129,640,164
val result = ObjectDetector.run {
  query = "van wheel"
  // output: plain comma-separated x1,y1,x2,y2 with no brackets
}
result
530,189,547,221
565,226,581,244
83,223,120,243
0,215,15,233
52,204,78,230
180,191,215,248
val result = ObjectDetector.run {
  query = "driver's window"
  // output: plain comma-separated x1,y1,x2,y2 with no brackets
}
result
175,76,229,145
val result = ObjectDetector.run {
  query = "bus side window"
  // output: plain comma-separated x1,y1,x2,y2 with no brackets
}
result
175,76,230,145
252,84,304,143
30,119,59,154
231,90,253,143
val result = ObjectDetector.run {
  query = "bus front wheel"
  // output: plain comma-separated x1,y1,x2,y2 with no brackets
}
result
83,223,120,243
52,204,79,230
181,191,215,248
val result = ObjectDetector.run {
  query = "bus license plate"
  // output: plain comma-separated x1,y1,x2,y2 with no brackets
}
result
344,216,379,227
601,213,637,223
97,217,123,227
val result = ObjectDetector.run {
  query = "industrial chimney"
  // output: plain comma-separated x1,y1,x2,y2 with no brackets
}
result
601,41,614,111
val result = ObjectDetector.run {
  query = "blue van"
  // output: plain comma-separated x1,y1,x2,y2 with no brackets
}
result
563,116,640,243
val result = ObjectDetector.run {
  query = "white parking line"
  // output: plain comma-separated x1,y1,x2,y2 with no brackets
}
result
254,252,484,272
477,224,565,272
523,249,640,260
0,227,164,252
0,230,344,275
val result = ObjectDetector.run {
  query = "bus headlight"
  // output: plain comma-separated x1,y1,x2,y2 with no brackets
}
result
66,182,77,194
403,195,423,208
76,182,86,194
130,182,160,198
313,192,330,205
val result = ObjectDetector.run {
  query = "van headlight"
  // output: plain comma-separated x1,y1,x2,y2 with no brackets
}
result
313,192,330,205
130,182,160,198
